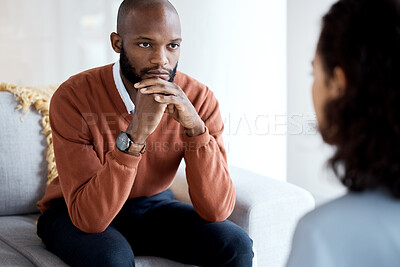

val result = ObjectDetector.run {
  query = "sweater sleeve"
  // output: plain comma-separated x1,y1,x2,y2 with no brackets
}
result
183,89,235,222
50,86,140,233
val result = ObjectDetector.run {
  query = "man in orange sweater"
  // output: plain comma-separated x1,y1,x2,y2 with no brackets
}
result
36,0,253,266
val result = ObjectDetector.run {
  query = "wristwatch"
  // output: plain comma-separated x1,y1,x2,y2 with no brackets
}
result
116,132,146,154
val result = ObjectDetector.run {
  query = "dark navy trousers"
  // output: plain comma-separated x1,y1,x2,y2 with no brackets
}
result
37,189,254,266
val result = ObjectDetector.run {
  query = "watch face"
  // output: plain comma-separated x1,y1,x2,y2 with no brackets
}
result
116,132,130,151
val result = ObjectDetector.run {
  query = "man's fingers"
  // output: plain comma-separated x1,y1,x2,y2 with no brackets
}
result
154,95,185,112
134,78,165,88
164,104,175,114
168,104,174,114
135,79,182,96
140,85,179,96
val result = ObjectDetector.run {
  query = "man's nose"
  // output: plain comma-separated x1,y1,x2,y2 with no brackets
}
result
150,47,168,66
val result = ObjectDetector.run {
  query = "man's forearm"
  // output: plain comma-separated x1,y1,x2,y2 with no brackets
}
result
183,131,235,222
185,120,205,137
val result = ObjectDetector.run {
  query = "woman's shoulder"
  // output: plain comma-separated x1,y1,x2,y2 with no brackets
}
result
299,188,400,232
288,188,400,267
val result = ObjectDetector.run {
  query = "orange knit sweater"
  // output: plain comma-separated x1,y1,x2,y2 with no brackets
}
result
36,64,235,233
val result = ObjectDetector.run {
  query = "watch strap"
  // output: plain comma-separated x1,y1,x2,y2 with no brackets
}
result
128,138,146,154
125,133,146,155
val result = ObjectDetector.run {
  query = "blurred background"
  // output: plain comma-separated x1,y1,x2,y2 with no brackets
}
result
0,0,345,205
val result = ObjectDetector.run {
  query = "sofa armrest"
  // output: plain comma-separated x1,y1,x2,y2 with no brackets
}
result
170,163,315,267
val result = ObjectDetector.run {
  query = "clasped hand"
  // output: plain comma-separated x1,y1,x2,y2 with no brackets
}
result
126,78,205,143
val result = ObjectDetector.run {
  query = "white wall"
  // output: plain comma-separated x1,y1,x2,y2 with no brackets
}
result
1,0,288,181
171,0,287,180
287,0,346,205
0,0,121,86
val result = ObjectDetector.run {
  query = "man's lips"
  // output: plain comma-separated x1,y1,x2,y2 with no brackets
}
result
143,70,170,80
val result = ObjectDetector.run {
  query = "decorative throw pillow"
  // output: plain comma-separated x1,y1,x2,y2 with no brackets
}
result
0,82,58,215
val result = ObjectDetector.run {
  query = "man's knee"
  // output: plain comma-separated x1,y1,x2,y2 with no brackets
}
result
225,227,254,262
90,245,135,267
210,221,254,266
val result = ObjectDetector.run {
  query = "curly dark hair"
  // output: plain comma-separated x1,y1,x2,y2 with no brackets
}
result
317,0,400,197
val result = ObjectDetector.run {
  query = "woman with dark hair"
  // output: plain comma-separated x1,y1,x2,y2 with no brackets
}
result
286,0,400,266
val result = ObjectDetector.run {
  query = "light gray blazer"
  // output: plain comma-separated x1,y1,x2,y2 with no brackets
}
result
286,188,400,267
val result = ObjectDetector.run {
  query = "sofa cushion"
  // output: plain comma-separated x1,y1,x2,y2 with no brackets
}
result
0,214,67,266
0,91,48,215
0,239,36,266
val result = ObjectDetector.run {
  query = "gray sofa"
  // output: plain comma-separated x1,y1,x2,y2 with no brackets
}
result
0,89,315,267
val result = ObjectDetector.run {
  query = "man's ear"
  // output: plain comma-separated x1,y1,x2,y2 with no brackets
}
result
110,32,122,53
331,66,347,97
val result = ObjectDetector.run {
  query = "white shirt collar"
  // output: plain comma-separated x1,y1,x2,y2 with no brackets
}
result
113,60,135,114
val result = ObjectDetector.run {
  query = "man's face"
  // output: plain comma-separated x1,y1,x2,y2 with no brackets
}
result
118,5,181,85
120,43,178,85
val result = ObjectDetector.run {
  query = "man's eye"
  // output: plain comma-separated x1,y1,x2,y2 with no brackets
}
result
138,43,151,48
168,43,180,50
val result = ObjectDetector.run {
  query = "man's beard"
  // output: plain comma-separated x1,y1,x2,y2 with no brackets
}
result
119,44,178,85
